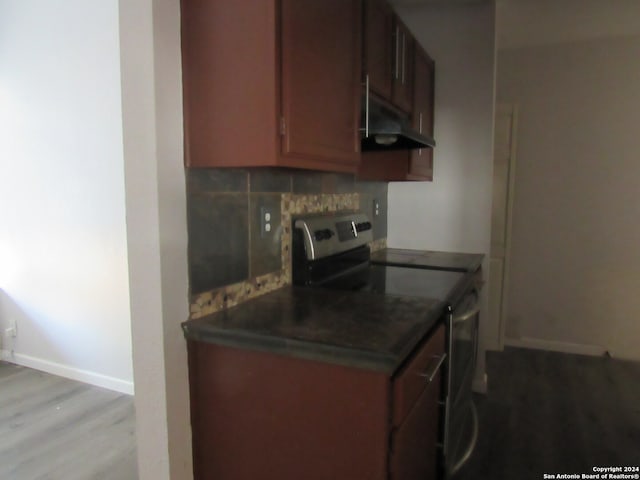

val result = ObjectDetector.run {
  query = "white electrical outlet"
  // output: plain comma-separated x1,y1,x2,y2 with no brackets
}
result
373,199,380,217
260,206,272,237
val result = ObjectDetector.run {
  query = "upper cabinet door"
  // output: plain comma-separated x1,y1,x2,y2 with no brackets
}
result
391,19,414,113
280,0,362,169
409,46,435,180
181,0,279,168
363,0,394,99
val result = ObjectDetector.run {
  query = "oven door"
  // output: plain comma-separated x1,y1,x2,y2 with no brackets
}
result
450,291,479,402
444,290,480,477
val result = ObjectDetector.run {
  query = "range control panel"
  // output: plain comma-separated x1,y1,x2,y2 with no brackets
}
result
314,228,335,241
294,213,373,260
335,221,372,242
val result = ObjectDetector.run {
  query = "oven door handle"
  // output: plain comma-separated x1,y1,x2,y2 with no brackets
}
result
449,400,479,476
452,305,480,325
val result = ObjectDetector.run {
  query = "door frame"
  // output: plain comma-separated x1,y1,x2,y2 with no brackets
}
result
494,103,518,350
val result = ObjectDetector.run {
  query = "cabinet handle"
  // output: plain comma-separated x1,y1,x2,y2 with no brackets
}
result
365,74,369,138
394,26,400,80
418,112,423,156
401,32,406,85
418,353,447,383
443,307,454,457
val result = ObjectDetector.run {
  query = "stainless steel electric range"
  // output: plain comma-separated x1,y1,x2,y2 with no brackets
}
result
292,212,481,479
370,250,482,477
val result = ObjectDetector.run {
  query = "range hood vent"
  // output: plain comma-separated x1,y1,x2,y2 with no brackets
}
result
361,97,435,151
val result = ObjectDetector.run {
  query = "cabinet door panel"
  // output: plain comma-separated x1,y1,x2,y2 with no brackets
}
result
181,0,278,167
393,325,445,426
409,47,435,180
391,20,413,113
358,150,410,181
280,0,361,167
364,0,393,99
188,341,390,480
390,375,441,480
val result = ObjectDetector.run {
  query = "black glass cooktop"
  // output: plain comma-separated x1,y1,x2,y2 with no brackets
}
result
321,264,466,304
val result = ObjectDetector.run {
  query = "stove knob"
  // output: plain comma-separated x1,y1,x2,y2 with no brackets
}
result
356,221,372,232
314,229,334,241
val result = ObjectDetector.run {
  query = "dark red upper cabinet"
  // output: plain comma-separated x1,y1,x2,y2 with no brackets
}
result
391,18,414,114
363,0,394,100
181,0,361,173
280,0,362,169
408,45,435,181
359,0,438,183
363,3,414,115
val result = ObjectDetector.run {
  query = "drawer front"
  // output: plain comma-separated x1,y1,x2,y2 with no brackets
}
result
392,324,445,426
390,368,441,480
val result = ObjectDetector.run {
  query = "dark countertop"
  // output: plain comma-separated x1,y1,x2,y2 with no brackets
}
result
370,248,484,273
183,286,446,374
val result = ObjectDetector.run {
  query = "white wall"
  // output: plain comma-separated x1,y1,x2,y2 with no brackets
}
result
388,3,496,388
389,4,495,255
0,0,133,393
119,0,192,478
497,35,640,361
497,0,640,50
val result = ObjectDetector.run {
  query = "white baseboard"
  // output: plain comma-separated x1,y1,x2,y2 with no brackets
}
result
1,349,134,395
504,336,606,357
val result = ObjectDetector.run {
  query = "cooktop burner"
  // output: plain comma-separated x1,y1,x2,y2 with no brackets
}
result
319,263,466,303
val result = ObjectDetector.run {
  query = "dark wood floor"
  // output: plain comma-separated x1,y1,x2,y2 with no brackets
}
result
454,347,640,479
0,361,137,480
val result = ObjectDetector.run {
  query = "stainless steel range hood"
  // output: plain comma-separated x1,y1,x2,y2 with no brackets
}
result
360,84,435,152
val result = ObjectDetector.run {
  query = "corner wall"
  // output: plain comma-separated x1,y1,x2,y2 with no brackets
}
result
0,0,133,393
388,4,497,387
497,35,640,360
119,0,193,477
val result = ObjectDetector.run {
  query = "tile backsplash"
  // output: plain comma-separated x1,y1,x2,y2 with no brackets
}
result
187,168,388,318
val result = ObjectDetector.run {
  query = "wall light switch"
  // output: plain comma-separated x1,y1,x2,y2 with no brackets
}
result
373,199,380,217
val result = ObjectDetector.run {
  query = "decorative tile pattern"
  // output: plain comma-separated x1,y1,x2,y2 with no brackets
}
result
249,168,292,193
190,192,361,318
187,169,248,193
280,193,360,284
187,193,249,293
190,271,289,318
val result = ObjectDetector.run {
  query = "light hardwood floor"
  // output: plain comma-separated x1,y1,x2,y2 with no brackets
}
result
0,361,137,480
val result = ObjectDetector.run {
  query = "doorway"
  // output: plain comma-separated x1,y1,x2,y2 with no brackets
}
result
489,104,518,350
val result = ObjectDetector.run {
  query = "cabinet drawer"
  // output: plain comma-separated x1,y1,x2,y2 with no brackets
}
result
390,369,441,480
392,324,445,426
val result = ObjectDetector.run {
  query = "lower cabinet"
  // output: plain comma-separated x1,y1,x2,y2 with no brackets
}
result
390,380,441,479
187,325,445,480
